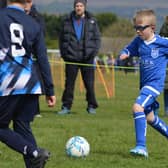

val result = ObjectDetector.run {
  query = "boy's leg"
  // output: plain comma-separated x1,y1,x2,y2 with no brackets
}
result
130,86,161,157
14,95,50,168
0,127,38,156
130,87,159,157
13,120,37,168
13,120,50,168
145,100,168,138
133,112,147,147
130,111,148,157
148,115,168,138
0,95,50,167
0,96,38,157
0,123,49,168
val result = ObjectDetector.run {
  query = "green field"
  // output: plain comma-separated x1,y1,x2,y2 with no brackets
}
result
0,70,168,168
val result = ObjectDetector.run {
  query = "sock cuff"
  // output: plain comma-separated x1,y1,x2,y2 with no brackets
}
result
133,112,145,119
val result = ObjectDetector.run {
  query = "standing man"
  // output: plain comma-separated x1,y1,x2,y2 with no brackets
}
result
0,0,56,168
159,16,168,116
58,0,101,115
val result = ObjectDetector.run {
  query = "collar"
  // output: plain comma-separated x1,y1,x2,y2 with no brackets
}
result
144,35,156,45
7,5,25,12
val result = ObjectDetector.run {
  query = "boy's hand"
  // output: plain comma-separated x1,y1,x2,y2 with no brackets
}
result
119,54,129,60
46,96,56,107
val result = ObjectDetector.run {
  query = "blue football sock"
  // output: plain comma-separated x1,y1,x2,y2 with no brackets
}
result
149,116,168,138
133,112,147,147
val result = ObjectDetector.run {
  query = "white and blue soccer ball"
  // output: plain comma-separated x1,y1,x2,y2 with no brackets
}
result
65,136,90,157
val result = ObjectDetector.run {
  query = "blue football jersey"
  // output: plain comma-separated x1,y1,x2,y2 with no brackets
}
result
121,35,168,93
0,6,54,96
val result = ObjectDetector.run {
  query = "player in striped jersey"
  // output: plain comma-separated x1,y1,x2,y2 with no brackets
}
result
0,0,56,167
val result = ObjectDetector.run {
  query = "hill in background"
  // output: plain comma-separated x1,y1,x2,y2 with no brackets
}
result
34,0,168,32
33,0,168,8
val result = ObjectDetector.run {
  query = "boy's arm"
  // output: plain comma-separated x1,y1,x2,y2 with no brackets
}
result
119,36,140,60
119,48,130,60
120,53,129,60
33,30,55,97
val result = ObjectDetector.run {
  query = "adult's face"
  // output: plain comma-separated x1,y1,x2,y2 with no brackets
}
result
74,2,85,17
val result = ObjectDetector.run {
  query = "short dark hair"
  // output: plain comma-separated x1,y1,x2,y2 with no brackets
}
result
74,0,87,7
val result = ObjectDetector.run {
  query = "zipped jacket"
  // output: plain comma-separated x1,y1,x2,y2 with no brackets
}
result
59,11,101,62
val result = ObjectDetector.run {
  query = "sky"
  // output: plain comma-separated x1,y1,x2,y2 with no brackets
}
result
33,0,168,8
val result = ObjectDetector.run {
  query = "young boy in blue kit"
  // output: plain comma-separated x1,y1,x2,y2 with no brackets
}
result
120,9,168,158
0,0,56,167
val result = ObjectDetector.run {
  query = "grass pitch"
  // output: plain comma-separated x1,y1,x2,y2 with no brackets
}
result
0,71,168,168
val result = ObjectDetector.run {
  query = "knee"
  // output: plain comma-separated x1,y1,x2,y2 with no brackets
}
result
13,120,30,131
132,103,144,113
146,112,155,124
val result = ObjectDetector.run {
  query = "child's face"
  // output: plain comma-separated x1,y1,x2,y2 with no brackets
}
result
24,0,32,14
134,19,154,41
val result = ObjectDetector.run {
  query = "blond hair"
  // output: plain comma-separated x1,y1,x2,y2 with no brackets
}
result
133,9,156,26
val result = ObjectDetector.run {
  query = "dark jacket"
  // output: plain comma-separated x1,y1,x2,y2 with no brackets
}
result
59,11,101,62
159,16,168,90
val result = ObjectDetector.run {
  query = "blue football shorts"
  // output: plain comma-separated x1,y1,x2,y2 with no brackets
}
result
0,94,39,127
135,86,160,115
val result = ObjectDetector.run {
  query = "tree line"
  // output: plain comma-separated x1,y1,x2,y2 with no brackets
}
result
42,12,135,48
